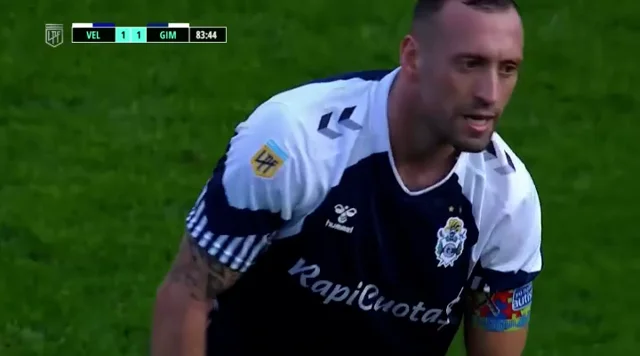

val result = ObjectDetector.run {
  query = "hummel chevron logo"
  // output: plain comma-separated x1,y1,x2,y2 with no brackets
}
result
483,141,516,175
317,106,361,139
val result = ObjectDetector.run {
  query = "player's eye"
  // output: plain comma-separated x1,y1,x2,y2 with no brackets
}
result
462,58,484,69
499,63,519,76
455,56,487,73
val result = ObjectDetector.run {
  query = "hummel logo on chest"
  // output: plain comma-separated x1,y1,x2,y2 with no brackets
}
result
325,204,357,234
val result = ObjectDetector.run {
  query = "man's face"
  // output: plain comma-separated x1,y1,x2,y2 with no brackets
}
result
408,2,523,152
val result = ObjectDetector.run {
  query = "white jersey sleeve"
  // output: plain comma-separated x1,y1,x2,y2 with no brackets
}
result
185,101,311,273
476,185,542,292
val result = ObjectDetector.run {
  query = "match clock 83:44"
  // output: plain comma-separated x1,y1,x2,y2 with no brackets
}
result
189,26,227,43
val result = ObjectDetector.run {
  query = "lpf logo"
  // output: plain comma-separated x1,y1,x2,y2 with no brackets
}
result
45,24,64,47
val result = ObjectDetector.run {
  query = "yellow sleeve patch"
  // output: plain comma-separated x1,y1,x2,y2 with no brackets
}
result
250,139,288,178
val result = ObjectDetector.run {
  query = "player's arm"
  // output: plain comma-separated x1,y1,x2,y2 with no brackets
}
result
151,102,307,356
151,233,240,356
464,187,542,356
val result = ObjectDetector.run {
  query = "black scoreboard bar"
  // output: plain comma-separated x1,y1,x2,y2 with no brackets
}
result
72,23,115,43
189,26,227,43
146,27,189,42
71,23,227,43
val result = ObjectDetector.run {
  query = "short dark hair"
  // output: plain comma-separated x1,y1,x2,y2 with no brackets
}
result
413,0,519,21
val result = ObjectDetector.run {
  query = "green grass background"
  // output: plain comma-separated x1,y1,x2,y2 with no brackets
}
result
1,0,639,355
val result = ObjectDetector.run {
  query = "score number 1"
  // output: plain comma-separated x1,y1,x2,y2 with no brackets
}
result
115,27,146,43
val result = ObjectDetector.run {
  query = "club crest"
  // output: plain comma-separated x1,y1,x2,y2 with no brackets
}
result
435,217,467,267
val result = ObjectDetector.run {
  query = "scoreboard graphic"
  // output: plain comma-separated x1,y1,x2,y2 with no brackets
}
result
45,23,227,46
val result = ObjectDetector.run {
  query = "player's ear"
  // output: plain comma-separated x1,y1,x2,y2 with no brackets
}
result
399,34,420,79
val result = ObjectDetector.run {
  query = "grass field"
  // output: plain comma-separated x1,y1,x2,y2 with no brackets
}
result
1,0,639,355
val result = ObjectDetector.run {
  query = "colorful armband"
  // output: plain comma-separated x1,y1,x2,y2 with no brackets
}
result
469,282,532,332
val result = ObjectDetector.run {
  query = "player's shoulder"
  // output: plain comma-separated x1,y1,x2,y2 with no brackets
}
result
272,69,389,107
267,69,390,135
245,69,391,161
459,132,538,213
235,70,392,192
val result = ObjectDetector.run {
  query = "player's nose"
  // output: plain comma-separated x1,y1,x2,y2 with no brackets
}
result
473,72,499,107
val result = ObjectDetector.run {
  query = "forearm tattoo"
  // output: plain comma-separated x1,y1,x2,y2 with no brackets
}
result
168,235,241,301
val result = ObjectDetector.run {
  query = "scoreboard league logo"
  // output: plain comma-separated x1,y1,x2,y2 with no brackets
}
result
45,24,64,47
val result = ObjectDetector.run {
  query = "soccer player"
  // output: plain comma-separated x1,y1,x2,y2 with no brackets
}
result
151,0,542,355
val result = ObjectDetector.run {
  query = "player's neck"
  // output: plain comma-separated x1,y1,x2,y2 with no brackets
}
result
387,75,458,189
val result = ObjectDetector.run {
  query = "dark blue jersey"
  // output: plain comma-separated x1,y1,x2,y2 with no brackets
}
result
186,69,542,355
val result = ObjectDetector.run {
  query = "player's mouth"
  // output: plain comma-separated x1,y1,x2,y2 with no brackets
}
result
463,114,495,134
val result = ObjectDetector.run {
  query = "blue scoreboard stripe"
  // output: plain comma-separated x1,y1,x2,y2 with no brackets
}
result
147,23,168,27
92,22,115,27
